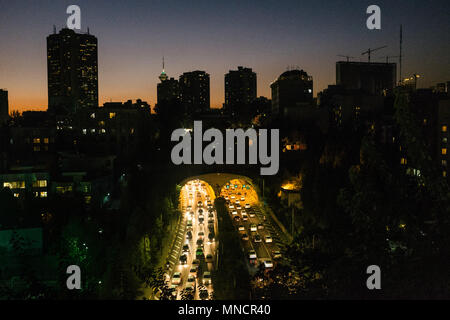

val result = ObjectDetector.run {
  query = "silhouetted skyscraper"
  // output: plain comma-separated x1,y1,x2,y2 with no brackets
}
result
0,89,8,124
179,70,210,113
270,69,313,115
225,66,257,115
47,28,98,114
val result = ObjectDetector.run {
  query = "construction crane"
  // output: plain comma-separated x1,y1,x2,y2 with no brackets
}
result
337,55,355,62
361,45,387,62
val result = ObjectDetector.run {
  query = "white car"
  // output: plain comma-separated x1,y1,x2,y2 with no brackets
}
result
236,205,242,210
229,204,235,209
248,250,257,259
231,195,235,199
250,224,257,232
245,203,251,209
263,260,273,269
241,197,245,201
265,235,273,243
172,272,181,285
235,200,240,204
232,211,238,215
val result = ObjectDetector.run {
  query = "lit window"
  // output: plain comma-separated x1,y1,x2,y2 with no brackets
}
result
400,158,407,165
34,146,40,152
40,191,48,198
442,160,447,166
109,112,116,119
14,193,19,198
3,181,25,189
443,171,447,177
442,148,447,155
443,125,448,132
44,138,49,144
33,138,40,144
82,129,87,135
443,137,448,144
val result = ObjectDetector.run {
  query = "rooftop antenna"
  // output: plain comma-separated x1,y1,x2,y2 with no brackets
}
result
87,27,90,35
53,25,56,34
399,25,403,84
163,56,165,71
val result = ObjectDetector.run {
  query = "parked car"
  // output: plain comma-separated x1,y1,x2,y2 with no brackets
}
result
241,233,249,241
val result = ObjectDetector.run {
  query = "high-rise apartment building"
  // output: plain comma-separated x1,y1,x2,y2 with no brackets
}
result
224,66,257,114
47,28,98,113
179,70,210,113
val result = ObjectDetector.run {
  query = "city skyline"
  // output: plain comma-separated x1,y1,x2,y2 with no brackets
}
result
0,0,449,112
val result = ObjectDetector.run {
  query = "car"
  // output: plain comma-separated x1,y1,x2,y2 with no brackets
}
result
236,205,242,210
238,225,245,232
198,216,204,224
207,200,212,205
186,230,192,240
198,208,203,214
172,272,181,285
192,259,200,266
198,231,204,239
199,287,209,300
182,244,190,253
184,282,195,293
248,250,257,259
234,216,241,222
206,254,213,262
169,284,178,298
208,218,214,224
249,211,255,217
208,232,215,242
272,250,282,259
258,223,264,230
241,213,248,221
245,203,251,209
189,211,194,216
232,210,238,215
196,248,204,259
189,266,198,277
240,210,246,215
197,201,203,207
179,254,187,264
241,197,245,201
263,260,274,269
254,234,262,243
230,195,235,199
250,224,257,232
241,233,249,241
187,205,192,211
187,275,196,286
229,204,235,209
207,204,213,209
202,271,212,285
224,196,229,200
187,221,193,229
196,238,204,248
235,199,240,204
208,212,214,218
208,223,214,231
265,235,273,243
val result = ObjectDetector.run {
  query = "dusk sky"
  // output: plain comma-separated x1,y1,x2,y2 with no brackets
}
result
0,0,449,112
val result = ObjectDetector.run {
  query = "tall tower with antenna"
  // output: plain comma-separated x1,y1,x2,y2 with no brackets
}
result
159,56,168,82
399,25,403,84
